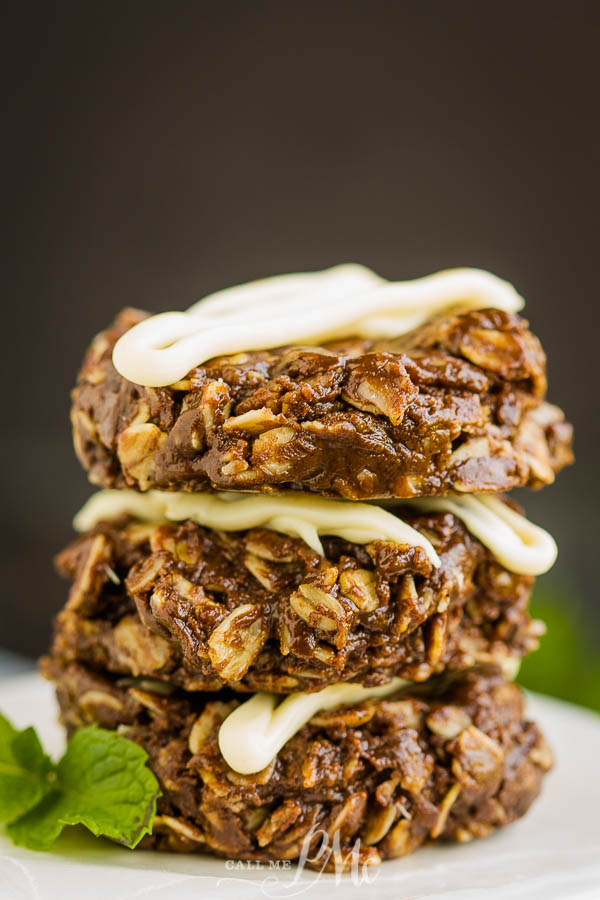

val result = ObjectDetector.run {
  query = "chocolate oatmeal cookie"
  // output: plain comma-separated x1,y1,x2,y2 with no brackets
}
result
52,509,541,693
71,307,573,499
42,660,552,867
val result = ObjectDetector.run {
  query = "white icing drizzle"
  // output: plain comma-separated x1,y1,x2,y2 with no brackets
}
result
217,678,410,775
73,489,441,565
112,264,524,387
73,490,168,529
218,654,522,774
74,489,556,577
398,493,557,577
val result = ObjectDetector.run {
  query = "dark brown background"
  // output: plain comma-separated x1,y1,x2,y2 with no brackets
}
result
2,2,598,658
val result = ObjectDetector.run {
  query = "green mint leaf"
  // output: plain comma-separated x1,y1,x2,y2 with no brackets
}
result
7,725,159,851
0,712,55,823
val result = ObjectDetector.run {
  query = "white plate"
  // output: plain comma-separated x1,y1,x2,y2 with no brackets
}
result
0,673,599,900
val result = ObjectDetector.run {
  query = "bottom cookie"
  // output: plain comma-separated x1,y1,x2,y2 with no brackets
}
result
41,659,552,869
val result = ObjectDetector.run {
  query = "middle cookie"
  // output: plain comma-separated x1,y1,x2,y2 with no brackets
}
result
52,494,548,693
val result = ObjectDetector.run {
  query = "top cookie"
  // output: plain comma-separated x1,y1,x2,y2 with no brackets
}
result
71,304,572,498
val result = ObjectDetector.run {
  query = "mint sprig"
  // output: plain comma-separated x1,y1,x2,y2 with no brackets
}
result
0,713,160,851
0,713,54,822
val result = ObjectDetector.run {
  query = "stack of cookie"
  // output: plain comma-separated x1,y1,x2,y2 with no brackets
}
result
43,265,573,867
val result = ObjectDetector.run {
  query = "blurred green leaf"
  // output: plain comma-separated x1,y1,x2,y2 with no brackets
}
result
518,582,600,712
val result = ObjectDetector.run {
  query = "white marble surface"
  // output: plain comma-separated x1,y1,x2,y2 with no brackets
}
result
0,649,35,679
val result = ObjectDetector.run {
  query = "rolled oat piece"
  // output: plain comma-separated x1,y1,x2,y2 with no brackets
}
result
41,658,552,867
72,306,572,498
52,506,543,693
